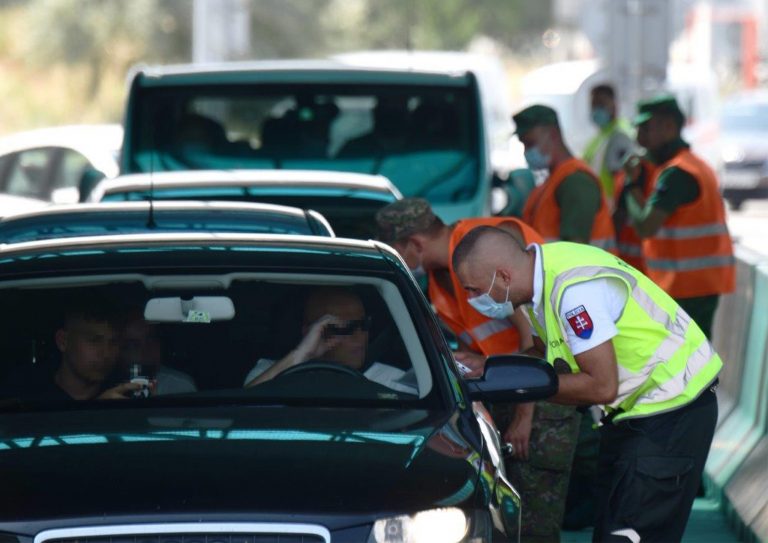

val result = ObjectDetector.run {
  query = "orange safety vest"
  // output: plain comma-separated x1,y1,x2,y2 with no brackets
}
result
643,148,735,298
616,159,657,273
522,157,617,253
428,217,544,356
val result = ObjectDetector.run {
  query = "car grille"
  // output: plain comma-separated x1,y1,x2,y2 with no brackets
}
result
36,525,329,543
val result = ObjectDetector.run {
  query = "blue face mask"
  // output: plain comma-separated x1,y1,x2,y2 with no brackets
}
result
591,107,612,128
468,271,514,319
524,146,551,171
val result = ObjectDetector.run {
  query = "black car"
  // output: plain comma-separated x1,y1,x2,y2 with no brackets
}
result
0,233,556,542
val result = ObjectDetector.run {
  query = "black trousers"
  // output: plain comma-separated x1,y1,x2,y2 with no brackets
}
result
591,387,718,543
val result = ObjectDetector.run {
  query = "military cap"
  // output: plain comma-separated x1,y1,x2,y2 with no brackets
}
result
633,94,686,126
512,104,560,136
375,197,438,244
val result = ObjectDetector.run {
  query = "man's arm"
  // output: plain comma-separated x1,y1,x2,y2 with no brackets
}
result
550,340,618,405
555,172,601,243
626,166,698,238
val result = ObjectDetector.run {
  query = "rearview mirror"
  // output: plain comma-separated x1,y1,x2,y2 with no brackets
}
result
145,296,235,323
465,355,557,403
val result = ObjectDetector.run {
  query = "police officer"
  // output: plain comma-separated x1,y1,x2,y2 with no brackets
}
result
583,84,636,210
624,95,735,338
514,104,616,252
376,198,581,543
452,226,722,543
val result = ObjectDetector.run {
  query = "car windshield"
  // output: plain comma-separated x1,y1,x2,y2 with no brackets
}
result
0,273,435,411
721,101,768,132
130,84,480,203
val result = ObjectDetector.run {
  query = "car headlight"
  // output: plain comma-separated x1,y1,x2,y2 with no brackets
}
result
368,507,471,543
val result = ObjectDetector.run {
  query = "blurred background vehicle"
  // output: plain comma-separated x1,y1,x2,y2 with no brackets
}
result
0,201,334,245
119,60,493,222
718,90,768,209
89,169,400,239
0,124,122,206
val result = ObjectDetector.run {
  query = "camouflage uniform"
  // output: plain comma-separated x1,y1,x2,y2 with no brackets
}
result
492,402,581,543
376,198,582,542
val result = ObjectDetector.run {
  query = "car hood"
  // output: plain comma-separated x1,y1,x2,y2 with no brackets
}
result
0,405,481,522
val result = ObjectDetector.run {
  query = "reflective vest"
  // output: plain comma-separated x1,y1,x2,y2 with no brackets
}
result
616,159,657,273
583,119,633,206
428,217,544,356
527,242,721,422
643,149,735,298
522,157,617,253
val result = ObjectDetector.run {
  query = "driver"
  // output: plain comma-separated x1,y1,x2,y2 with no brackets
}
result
243,287,417,394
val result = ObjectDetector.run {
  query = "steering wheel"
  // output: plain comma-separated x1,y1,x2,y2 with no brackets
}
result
276,360,366,380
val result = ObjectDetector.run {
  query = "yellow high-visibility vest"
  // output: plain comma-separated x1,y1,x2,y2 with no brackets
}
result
527,242,721,422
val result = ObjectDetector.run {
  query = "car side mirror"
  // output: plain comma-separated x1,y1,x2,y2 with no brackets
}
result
465,354,558,403
50,187,80,205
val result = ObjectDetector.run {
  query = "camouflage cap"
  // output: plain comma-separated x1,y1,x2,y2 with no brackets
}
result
633,94,685,126
512,104,560,136
375,197,438,244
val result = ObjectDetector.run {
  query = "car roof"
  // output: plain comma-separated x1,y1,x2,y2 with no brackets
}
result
131,59,472,87
0,201,335,244
90,169,403,201
0,233,403,278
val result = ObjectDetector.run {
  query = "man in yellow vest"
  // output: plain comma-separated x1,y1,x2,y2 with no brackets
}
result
583,84,636,210
375,198,580,543
452,226,721,543
624,95,735,339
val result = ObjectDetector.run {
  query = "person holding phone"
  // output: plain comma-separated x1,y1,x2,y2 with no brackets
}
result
243,287,416,394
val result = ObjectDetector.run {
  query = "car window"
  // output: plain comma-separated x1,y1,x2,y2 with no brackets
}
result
4,148,58,199
54,149,92,190
131,84,480,203
0,274,434,410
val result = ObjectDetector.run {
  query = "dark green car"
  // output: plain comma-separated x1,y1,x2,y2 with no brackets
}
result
0,233,557,542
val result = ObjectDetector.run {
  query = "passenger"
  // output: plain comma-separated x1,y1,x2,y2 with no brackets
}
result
375,197,579,543
582,83,636,210
514,104,617,252
624,95,735,339
0,301,139,401
118,310,197,396
336,95,411,157
243,287,416,394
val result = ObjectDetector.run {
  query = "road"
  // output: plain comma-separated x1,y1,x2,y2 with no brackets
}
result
727,198,768,257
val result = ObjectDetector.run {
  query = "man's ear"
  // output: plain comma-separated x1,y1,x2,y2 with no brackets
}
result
55,329,68,353
497,267,513,287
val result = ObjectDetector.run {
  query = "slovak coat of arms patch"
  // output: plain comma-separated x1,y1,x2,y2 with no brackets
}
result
565,305,594,339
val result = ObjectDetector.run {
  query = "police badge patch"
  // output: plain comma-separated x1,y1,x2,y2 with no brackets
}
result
565,305,594,339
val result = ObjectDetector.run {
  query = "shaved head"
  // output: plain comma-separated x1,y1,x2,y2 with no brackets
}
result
452,226,535,308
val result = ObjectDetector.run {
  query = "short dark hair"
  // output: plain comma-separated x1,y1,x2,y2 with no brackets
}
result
591,84,616,100
61,297,117,329
451,225,519,271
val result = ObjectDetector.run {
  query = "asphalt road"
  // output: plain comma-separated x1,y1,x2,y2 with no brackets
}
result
727,198,768,256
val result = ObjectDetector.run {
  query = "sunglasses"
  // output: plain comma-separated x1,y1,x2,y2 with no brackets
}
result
323,317,372,338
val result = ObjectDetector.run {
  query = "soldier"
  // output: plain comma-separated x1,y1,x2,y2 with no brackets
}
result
514,104,616,252
624,95,735,338
376,198,580,543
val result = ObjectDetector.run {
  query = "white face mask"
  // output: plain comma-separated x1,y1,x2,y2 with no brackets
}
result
468,271,513,319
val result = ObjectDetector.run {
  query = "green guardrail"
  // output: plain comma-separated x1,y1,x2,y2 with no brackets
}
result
706,252,768,543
